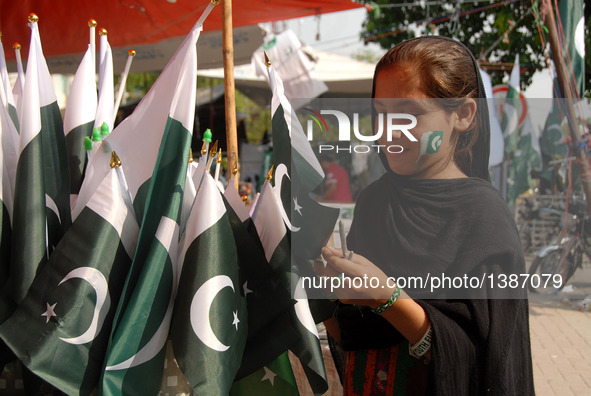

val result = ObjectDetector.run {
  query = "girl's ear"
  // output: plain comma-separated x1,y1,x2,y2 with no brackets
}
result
453,98,477,132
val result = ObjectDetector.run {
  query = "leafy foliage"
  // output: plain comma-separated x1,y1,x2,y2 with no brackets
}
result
360,0,548,90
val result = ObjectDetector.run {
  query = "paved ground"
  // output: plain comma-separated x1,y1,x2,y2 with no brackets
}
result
527,258,591,396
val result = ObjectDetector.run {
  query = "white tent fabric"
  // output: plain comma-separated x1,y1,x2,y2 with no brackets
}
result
199,45,375,96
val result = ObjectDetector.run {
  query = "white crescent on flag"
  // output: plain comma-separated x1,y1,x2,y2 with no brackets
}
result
190,275,235,352
58,267,111,345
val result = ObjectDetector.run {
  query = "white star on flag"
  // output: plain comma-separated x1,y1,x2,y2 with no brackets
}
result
232,311,240,331
243,281,253,296
41,303,57,323
261,366,277,386
293,197,303,216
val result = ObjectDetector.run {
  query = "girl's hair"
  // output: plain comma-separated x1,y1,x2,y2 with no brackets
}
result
372,37,481,176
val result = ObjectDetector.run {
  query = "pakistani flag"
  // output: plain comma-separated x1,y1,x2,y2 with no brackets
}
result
230,180,299,379
507,115,542,203
12,43,25,121
0,164,139,396
7,19,72,314
502,54,521,157
250,180,328,394
94,32,114,134
98,24,199,396
0,36,19,130
0,83,18,295
539,92,568,188
268,65,339,260
559,0,585,96
64,45,97,198
230,352,298,396
171,172,247,395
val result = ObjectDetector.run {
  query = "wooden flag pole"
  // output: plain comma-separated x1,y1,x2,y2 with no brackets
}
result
542,0,591,214
221,0,239,189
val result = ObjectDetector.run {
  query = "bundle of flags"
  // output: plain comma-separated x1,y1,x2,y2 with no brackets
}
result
0,4,339,396
502,54,542,204
502,0,585,202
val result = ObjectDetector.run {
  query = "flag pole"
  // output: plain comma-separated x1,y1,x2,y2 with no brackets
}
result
89,19,97,73
542,0,591,214
13,43,25,93
221,0,239,189
214,149,222,182
113,49,136,124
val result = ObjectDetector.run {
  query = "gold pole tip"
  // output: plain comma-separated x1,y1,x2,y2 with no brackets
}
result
88,19,97,27
211,0,221,5
189,148,194,163
28,14,39,23
128,49,136,56
264,51,271,67
266,164,274,181
216,149,222,164
110,151,122,168
232,163,239,175
209,140,218,157
201,141,207,156
99,28,108,36
241,195,249,203
0,32,2,39
13,42,21,50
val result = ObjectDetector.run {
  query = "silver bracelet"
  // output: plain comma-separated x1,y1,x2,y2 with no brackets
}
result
409,324,433,359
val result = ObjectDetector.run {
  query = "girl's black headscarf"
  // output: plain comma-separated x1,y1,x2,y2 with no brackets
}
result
371,35,491,182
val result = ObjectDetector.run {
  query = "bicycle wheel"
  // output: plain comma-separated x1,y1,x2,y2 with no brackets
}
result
528,250,575,294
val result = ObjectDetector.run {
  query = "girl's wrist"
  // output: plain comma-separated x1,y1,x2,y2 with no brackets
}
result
371,284,402,314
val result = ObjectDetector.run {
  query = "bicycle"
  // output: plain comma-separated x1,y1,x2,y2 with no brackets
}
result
528,197,591,294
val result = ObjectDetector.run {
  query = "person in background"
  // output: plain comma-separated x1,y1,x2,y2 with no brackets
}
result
318,153,354,203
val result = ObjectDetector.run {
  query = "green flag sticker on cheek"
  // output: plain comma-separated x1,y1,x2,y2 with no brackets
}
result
420,130,444,155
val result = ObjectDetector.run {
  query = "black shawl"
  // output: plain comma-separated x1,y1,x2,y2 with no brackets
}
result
338,175,534,395
334,36,535,395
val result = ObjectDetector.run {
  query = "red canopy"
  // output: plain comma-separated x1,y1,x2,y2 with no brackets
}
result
0,0,364,72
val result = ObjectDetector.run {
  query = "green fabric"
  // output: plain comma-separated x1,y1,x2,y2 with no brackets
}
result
101,117,191,396
0,169,135,395
559,0,585,96
230,352,298,395
65,120,94,195
170,209,247,395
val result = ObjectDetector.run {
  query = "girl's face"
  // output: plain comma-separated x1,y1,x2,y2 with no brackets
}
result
374,66,468,179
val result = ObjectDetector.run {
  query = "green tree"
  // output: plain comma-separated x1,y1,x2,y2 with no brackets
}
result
361,0,550,91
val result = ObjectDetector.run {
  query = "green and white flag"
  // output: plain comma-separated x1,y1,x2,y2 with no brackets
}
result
539,79,568,188
7,19,71,314
0,164,139,396
250,180,328,394
559,0,585,96
502,54,521,157
237,180,298,378
0,77,18,296
171,172,247,395
0,36,19,130
268,65,339,260
63,45,97,199
507,115,542,203
230,352,298,396
98,23,199,396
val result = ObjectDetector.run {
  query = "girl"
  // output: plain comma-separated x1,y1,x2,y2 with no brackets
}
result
317,36,534,395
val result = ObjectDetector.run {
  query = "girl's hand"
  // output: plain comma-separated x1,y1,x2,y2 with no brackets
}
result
314,246,396,308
